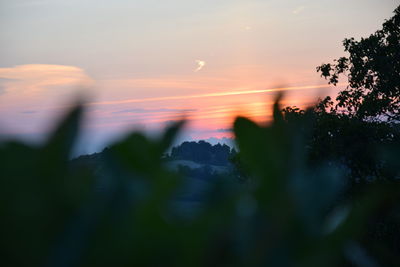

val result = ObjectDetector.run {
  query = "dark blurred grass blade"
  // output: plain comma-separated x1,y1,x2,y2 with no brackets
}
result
159,120,185,153
43,104,84,160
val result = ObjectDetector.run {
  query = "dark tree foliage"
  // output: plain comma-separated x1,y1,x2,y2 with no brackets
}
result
283,5,400,185
317,5,400,121
283,108,400,186
170,141,234,166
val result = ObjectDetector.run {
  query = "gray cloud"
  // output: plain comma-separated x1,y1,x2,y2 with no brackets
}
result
216,128,232,133
194,128,232,134
203,137,235,147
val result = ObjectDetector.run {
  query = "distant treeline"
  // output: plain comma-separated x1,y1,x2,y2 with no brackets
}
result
168,141,236,166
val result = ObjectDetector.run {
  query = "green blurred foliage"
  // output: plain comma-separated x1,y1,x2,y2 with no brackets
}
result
1,6,400,266
1,96,399,267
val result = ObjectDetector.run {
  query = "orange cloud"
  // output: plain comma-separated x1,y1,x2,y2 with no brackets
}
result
0,64,93,96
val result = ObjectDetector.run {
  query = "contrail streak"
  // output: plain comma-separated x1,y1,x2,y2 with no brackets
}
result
86,84,335,107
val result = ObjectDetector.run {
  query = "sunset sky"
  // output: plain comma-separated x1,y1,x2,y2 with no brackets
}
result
0,0,398,154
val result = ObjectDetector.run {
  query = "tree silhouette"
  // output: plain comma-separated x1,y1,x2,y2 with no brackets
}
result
317,5,400,121
170,141,234,166
284,5,400,184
